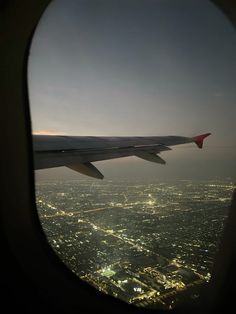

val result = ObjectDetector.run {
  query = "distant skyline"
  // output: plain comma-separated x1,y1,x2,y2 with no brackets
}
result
28,0,236,180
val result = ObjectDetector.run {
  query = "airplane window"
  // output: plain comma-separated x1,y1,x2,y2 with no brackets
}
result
28,0,236,310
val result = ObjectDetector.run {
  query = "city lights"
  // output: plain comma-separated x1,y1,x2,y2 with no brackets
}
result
36,178,233,309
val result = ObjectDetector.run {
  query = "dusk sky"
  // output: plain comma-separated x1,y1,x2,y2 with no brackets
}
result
28,0,236,180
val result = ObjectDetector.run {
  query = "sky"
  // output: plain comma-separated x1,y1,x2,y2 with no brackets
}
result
28,0,236,181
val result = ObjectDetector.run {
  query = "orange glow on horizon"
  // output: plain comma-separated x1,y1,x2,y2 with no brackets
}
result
33,130,66,135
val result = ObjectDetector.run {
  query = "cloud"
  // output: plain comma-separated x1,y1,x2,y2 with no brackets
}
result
212,92,223,97
212,92,236,98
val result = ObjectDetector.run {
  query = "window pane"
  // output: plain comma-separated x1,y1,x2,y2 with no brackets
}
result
29,0,236,310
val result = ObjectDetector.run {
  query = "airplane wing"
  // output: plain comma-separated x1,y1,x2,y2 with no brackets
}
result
33,133,211,179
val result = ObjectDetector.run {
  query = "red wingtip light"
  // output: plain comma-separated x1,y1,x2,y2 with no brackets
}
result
193,133,211,149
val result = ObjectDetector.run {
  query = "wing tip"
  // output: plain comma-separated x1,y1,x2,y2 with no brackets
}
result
193,133,211,149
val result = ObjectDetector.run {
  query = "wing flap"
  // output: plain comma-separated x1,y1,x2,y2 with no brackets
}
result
67,162,104,179
135,153,166,164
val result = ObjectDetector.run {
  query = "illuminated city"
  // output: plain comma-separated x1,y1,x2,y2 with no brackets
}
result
36,179,234,309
